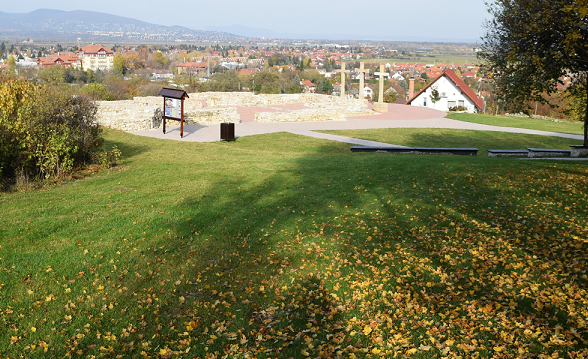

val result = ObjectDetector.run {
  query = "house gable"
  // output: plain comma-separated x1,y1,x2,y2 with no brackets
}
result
406,69,483,113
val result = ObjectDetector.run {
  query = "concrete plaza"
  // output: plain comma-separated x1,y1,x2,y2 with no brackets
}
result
131,103,584,146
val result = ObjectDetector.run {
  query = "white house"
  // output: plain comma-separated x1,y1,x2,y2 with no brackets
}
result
77,45,114,72
363,85,374,100
406,69,483,113
390,72,404,81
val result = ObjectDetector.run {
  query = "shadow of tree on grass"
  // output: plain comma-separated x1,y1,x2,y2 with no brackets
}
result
5,130,586,358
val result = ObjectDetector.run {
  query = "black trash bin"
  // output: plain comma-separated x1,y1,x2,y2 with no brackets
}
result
220,122,235,141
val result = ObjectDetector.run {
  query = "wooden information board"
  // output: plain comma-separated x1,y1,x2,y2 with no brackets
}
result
159,88,190,138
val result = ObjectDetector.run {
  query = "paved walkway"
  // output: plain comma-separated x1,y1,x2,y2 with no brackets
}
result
131,103,584,146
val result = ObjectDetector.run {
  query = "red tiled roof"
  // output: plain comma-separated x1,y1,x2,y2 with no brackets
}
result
301,80,315,87
406,69,484,110
79,45,113,55
236,68,258,76
178,62,207,68
37,52,81,67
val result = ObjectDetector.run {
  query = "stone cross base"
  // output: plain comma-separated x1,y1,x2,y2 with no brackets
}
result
373,102,388,113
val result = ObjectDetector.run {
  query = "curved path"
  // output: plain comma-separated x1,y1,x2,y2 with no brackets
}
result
131,103,584,145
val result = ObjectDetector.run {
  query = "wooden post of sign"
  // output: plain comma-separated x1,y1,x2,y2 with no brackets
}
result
181,97,185,138
163,97,167,134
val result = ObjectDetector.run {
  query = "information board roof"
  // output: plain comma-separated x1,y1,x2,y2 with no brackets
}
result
159,88,189,100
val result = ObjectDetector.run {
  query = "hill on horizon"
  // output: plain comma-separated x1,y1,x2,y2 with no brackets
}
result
0,9,479,44
0,9,243,43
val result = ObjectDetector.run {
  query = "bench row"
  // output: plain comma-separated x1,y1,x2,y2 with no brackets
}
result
350,147,479,156
350,146,587,157
487,146,587,158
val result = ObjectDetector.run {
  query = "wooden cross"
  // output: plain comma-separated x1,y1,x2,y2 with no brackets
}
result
336,62,351,97
374,63,387,104
356,62,370,100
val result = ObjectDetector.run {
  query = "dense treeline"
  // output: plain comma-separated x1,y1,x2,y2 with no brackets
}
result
184,70,331,95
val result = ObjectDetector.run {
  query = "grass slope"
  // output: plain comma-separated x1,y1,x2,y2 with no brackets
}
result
446,113,585,136
317,128,582,154
1,129,587,358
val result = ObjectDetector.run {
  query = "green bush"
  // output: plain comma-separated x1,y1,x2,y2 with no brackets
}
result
0,77,103,184
92,145,122,169
78,83,113,101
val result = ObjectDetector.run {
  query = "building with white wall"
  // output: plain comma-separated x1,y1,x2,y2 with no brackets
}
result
406,69,483,113
78,45,114,72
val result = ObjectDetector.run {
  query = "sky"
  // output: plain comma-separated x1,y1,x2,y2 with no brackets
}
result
2,0,490,42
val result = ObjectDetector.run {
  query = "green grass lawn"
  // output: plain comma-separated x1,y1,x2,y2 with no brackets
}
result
447,113,585,136
316,128,583,154
1,129,587,358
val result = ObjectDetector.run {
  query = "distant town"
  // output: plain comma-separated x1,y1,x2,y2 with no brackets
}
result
0,38,574,118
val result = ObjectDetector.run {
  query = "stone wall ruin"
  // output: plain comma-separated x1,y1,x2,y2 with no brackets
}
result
95,92,372,131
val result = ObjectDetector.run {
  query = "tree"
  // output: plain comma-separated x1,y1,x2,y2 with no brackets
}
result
319,80,334,95
479,0,588,146
113,54,126,75
210,71,240,92
39,65,66,84
124,54,144,71
78,83,113,101
430,86,441,109
8,55,16,75
566,82,587,122
252,70,281,94
150,51,169,69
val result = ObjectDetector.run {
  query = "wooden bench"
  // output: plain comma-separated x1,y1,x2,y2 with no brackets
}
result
351,146,479,156
527,148,572,158
487,149,529,158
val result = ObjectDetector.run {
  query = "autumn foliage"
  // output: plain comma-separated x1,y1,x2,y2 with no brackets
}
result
0,77,101,183
480,0,588,144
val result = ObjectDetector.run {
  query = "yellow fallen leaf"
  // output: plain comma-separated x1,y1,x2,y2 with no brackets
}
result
31,327,36,332
363,325,372,335
301,349,310,356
